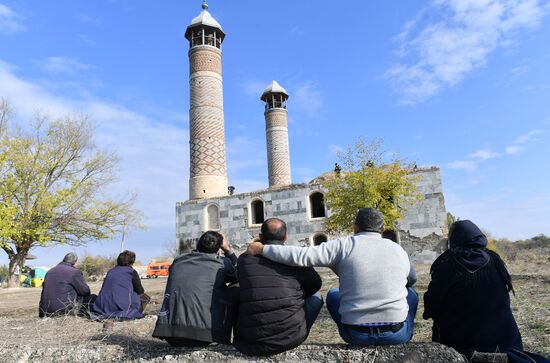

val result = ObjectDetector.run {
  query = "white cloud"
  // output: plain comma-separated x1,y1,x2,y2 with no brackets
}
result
509,63,531,78
76,13,101,25
504,145,522,154
42,57,95,75
446,191,550,239
505,129,544,154
241,80,266,97
78,34,97,46
447,160,478,171
387,0,549,104
468,148,500,160
0,60,188,229
289,26,303,35
294,166,317,183
291,81,323,117
226,136,267,192
329,144,343,156
0,3,25,34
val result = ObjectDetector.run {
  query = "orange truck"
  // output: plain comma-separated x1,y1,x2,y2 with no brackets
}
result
146,262,171,278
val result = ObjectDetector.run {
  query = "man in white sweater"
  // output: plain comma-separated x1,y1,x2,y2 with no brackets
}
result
246,208,418,345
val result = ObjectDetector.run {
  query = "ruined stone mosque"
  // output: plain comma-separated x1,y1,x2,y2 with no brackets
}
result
176,2,448,261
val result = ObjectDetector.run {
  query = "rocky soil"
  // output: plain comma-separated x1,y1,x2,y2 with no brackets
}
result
0,251,548,362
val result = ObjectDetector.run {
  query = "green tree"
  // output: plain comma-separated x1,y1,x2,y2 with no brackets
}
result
323,137,421,234
79,254,117,280
446,212,456,231
0,100,142,287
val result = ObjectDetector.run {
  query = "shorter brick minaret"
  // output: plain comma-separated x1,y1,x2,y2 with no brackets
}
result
261,81,291,188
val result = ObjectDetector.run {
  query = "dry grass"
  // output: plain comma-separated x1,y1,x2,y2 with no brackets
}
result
0,250,548,360
307,250,550,356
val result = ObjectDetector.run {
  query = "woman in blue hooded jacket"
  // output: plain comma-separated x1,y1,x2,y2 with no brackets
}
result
424,220,548,363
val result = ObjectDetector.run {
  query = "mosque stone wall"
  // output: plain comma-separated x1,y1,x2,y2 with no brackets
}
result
176,167,448,262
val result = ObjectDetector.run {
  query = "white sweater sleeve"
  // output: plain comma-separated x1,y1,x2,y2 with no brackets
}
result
262,239,345,268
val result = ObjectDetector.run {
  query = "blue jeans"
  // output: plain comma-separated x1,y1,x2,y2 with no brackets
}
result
326,287,419,345
304,292,324,332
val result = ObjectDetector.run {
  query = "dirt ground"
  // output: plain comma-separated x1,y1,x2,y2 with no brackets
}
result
0,250,548,361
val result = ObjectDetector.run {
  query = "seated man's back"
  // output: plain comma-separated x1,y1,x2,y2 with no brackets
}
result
153,231,238,346
234,218,322,356
39,253,91,317
249,208,418,346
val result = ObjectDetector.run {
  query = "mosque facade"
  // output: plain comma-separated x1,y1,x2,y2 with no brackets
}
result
176,3,448,261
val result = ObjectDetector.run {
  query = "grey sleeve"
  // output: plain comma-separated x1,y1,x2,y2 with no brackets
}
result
263,239,345,268
406,261,417,287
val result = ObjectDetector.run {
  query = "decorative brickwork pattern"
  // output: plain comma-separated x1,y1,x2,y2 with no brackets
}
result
189,49,222,75
190,138,227,176
190,110,224,139
188,45,227,199
265,110,291,187
190,77,224,109
265,110,288,129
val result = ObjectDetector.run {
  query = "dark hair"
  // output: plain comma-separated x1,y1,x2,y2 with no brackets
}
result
382,230,398,242
355,208,384,232
117,250,136,266
260,218,287,242
197,231,223,253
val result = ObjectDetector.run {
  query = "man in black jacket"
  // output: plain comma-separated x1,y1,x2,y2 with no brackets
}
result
39,253,95,317
234,218,323,356
152,231,238,346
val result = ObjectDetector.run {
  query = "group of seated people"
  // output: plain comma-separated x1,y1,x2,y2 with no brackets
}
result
39,250,150,321
38,208,548,362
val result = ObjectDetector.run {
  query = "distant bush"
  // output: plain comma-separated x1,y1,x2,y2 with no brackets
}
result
493,234,549,262
486,239,501,254
79,254,116,281
0,265,8,284
516,234,550,249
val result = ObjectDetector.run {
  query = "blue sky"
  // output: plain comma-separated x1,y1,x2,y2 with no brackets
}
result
1,0,549,267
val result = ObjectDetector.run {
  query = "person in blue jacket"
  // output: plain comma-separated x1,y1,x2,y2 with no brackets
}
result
92,250,150,320
424,220,548,363
39,253,95,317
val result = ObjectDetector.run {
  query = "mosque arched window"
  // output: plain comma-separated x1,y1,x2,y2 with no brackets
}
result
313,234,328,246
205,204,220,230
309,192,326,219
250,199,265,225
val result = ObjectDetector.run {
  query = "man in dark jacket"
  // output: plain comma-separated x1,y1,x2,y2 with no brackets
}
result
39,253,95,317
152,231,238,346
234,218,323,356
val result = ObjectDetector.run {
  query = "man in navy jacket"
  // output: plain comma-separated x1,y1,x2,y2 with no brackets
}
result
39,253,94,317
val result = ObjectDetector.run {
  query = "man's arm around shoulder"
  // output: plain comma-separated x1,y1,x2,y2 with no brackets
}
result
250,238,345,269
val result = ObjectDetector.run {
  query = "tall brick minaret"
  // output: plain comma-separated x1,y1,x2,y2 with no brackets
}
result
185,1,228,199
261,81,292,188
